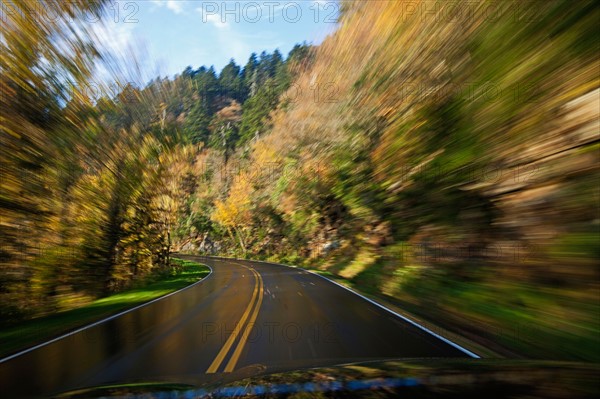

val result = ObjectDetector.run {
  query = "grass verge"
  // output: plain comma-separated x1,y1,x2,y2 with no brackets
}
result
0,258,210,359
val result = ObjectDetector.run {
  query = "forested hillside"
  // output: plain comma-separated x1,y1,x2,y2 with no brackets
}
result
1,3,311,318
173,0,600,360
1,0,598,361
0,0,310,320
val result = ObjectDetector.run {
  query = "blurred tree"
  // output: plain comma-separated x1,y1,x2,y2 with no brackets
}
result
218,59,243,102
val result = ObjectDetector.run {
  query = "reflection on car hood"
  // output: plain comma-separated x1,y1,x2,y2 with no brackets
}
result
56,359,599,399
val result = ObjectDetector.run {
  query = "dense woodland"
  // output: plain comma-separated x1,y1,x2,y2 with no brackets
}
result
1,1,598,360
1,0,312,317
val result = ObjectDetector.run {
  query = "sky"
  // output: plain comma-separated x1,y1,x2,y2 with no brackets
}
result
97,0,340,80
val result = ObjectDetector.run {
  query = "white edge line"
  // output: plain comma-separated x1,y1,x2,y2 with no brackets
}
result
307,271,481,359
0,263,214,364
204,255,481,359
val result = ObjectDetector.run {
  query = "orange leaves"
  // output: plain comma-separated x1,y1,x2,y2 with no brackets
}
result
215,100,243,122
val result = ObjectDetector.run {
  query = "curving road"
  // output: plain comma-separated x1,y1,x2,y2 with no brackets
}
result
0,256,476,397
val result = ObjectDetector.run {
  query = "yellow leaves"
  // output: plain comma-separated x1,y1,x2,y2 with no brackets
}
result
252,139,280,166
155,194,177,213
212,200,239,228
211,173,253,228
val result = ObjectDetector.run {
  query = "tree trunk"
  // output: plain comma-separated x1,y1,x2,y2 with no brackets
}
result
233,226,247,255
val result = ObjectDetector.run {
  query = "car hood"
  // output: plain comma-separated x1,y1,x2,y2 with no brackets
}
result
55,359,599,399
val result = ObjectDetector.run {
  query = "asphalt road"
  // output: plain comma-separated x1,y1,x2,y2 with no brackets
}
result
0,256,475,397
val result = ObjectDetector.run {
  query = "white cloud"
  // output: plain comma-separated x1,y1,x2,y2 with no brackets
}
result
89,21,138,83
151,0,184,15
93,20,136,58
166,0,183,14
201,11,229,29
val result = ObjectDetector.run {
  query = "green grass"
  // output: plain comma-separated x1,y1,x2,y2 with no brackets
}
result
0,258,210,359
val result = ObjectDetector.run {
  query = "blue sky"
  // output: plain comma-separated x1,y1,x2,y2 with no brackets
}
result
99,1,339,79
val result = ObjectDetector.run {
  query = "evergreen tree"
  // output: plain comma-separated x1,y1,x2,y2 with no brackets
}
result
242,53,259,99
195,66,220,114
218,59,243,102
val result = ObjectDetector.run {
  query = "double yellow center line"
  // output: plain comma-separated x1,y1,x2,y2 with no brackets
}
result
206,264,264,373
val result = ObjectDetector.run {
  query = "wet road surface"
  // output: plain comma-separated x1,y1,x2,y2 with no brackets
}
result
0,256,475,397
